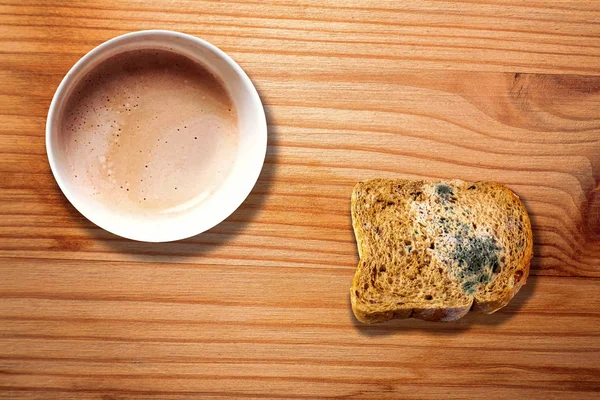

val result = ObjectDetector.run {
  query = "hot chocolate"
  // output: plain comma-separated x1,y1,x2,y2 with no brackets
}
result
59,49,239,218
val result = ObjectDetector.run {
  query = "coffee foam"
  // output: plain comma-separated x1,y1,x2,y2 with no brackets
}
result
59,49,238,218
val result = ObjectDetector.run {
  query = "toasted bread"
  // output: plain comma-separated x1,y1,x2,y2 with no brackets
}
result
350,179,533,323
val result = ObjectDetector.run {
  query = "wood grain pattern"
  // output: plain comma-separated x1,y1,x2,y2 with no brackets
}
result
1,0,599,398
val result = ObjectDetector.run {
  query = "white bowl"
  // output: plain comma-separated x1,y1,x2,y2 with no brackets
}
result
46,30,267,242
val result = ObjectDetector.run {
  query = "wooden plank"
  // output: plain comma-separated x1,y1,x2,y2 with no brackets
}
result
1,0,600,75
0,275,598,398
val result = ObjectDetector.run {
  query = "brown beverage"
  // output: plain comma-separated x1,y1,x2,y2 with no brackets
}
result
59,49,239,217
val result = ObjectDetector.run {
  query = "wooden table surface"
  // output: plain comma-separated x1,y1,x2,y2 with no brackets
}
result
1,0,600,398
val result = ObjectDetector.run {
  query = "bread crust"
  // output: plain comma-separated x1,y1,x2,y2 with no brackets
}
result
350,179,533,323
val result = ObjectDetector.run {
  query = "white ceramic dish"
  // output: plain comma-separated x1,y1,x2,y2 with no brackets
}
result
46,30,267,242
